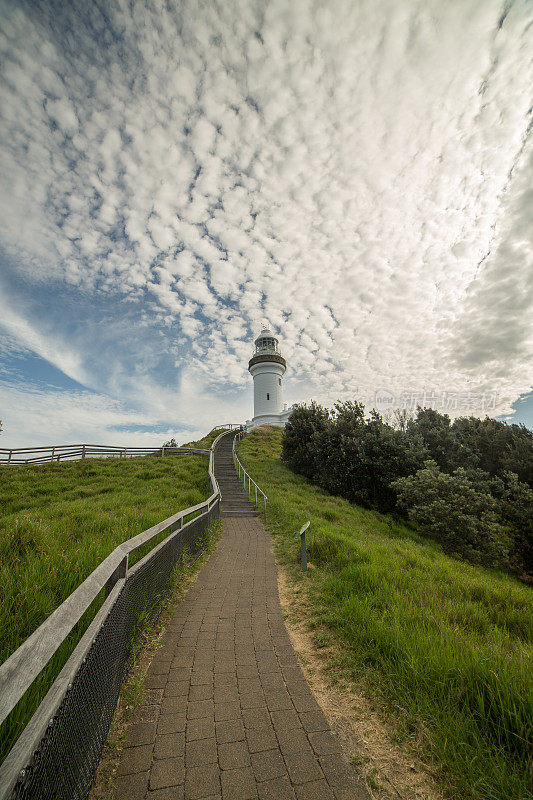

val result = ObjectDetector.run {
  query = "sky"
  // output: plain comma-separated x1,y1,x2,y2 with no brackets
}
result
0,0,532,448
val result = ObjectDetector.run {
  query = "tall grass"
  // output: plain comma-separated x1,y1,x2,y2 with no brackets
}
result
238,427,533,800
0,430,222,763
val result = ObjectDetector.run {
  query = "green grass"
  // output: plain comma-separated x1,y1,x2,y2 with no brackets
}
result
0,428,225,763
237,426,533,800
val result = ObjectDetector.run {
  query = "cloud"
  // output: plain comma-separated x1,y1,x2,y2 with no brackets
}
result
0,0,532,443
0,378,202,448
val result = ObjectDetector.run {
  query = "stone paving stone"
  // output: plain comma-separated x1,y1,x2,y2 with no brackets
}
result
283,750,323,785
240,692,265,710
185,737,218,767
241,707,271,729
276,728,312,756
115,771,149,799
169,667,192,682
149,757,185,790
245,725,278,754
295,779,335,800
298,711,330,733
218,739,251,770
145,675,169,689
264,690,293,711
213,686,239,704
319,753,370,800
113,437,369,800
143,689,165,706
291,694,321,713
220,766,257,799
147,786,185,799
126,721,158,747
214,673,237,687
260,673,285,690
216,720,246,744
149,661,172,676
189,670,212,686
184,764,221,799
189,684,213,701
249,749,286,782
257,775,295,800
215,701,242,721
165,681,190,698
162,696,188,714
186,717,216,741
307,731,343,756
187,699,214,719
270,709,302,731
154,732,185,760
117,745,153,776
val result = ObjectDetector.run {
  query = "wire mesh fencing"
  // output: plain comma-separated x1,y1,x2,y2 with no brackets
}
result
4,502,219,800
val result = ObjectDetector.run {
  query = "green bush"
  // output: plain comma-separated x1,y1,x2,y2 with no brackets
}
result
393,461,508,566
283,401,426,512
281,401,330,478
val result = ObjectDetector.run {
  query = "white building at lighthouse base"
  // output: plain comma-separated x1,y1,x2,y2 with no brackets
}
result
245,406,296,430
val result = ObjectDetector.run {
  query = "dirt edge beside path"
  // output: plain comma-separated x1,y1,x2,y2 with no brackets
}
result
276,568,444,800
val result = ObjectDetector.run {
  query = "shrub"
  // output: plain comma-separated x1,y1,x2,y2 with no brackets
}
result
452,416,533,486
281,401,330,478
393,461,508,566
490,472,533,575
314,407,426,512
406,407,476,473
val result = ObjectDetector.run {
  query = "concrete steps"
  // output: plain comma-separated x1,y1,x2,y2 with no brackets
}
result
214,433,259,517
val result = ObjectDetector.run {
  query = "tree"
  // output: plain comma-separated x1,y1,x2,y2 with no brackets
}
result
407,407,476,473
281,402,330,478
312,404,426,512
452,416,533,487
393,461,508,566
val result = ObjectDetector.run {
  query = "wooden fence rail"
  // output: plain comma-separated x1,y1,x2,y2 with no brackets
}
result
0,429,233,799
0,424,242,465
0,444,208,465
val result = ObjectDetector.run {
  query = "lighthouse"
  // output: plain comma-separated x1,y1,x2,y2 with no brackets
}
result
246,328,295,429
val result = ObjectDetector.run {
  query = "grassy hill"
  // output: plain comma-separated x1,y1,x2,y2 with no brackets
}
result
237,426,533,800
0,429,222,763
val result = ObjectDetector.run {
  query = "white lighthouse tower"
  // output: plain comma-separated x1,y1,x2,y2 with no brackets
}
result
245,328,295,429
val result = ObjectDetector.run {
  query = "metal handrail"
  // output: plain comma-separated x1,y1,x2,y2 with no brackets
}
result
0,430,227,731
232,432,267,520
0,444,209,465
213,423,241,431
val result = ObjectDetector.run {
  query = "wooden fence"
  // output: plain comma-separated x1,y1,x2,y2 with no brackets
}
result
0,425,241,465
0,444,207,465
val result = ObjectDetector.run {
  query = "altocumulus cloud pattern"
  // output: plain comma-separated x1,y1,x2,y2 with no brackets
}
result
0,0,532,445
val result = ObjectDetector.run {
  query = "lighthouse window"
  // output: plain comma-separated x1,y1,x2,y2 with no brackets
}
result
267,393,270,400
278,378,281,385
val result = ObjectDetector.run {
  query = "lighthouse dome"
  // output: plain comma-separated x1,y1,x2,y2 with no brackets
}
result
253,329,281,356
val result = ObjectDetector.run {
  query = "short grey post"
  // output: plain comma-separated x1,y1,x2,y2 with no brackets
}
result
296,521,310,572
7,450,12,464
82,445,86,459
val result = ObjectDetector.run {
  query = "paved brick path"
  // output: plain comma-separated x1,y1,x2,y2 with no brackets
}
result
114,515,369,800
